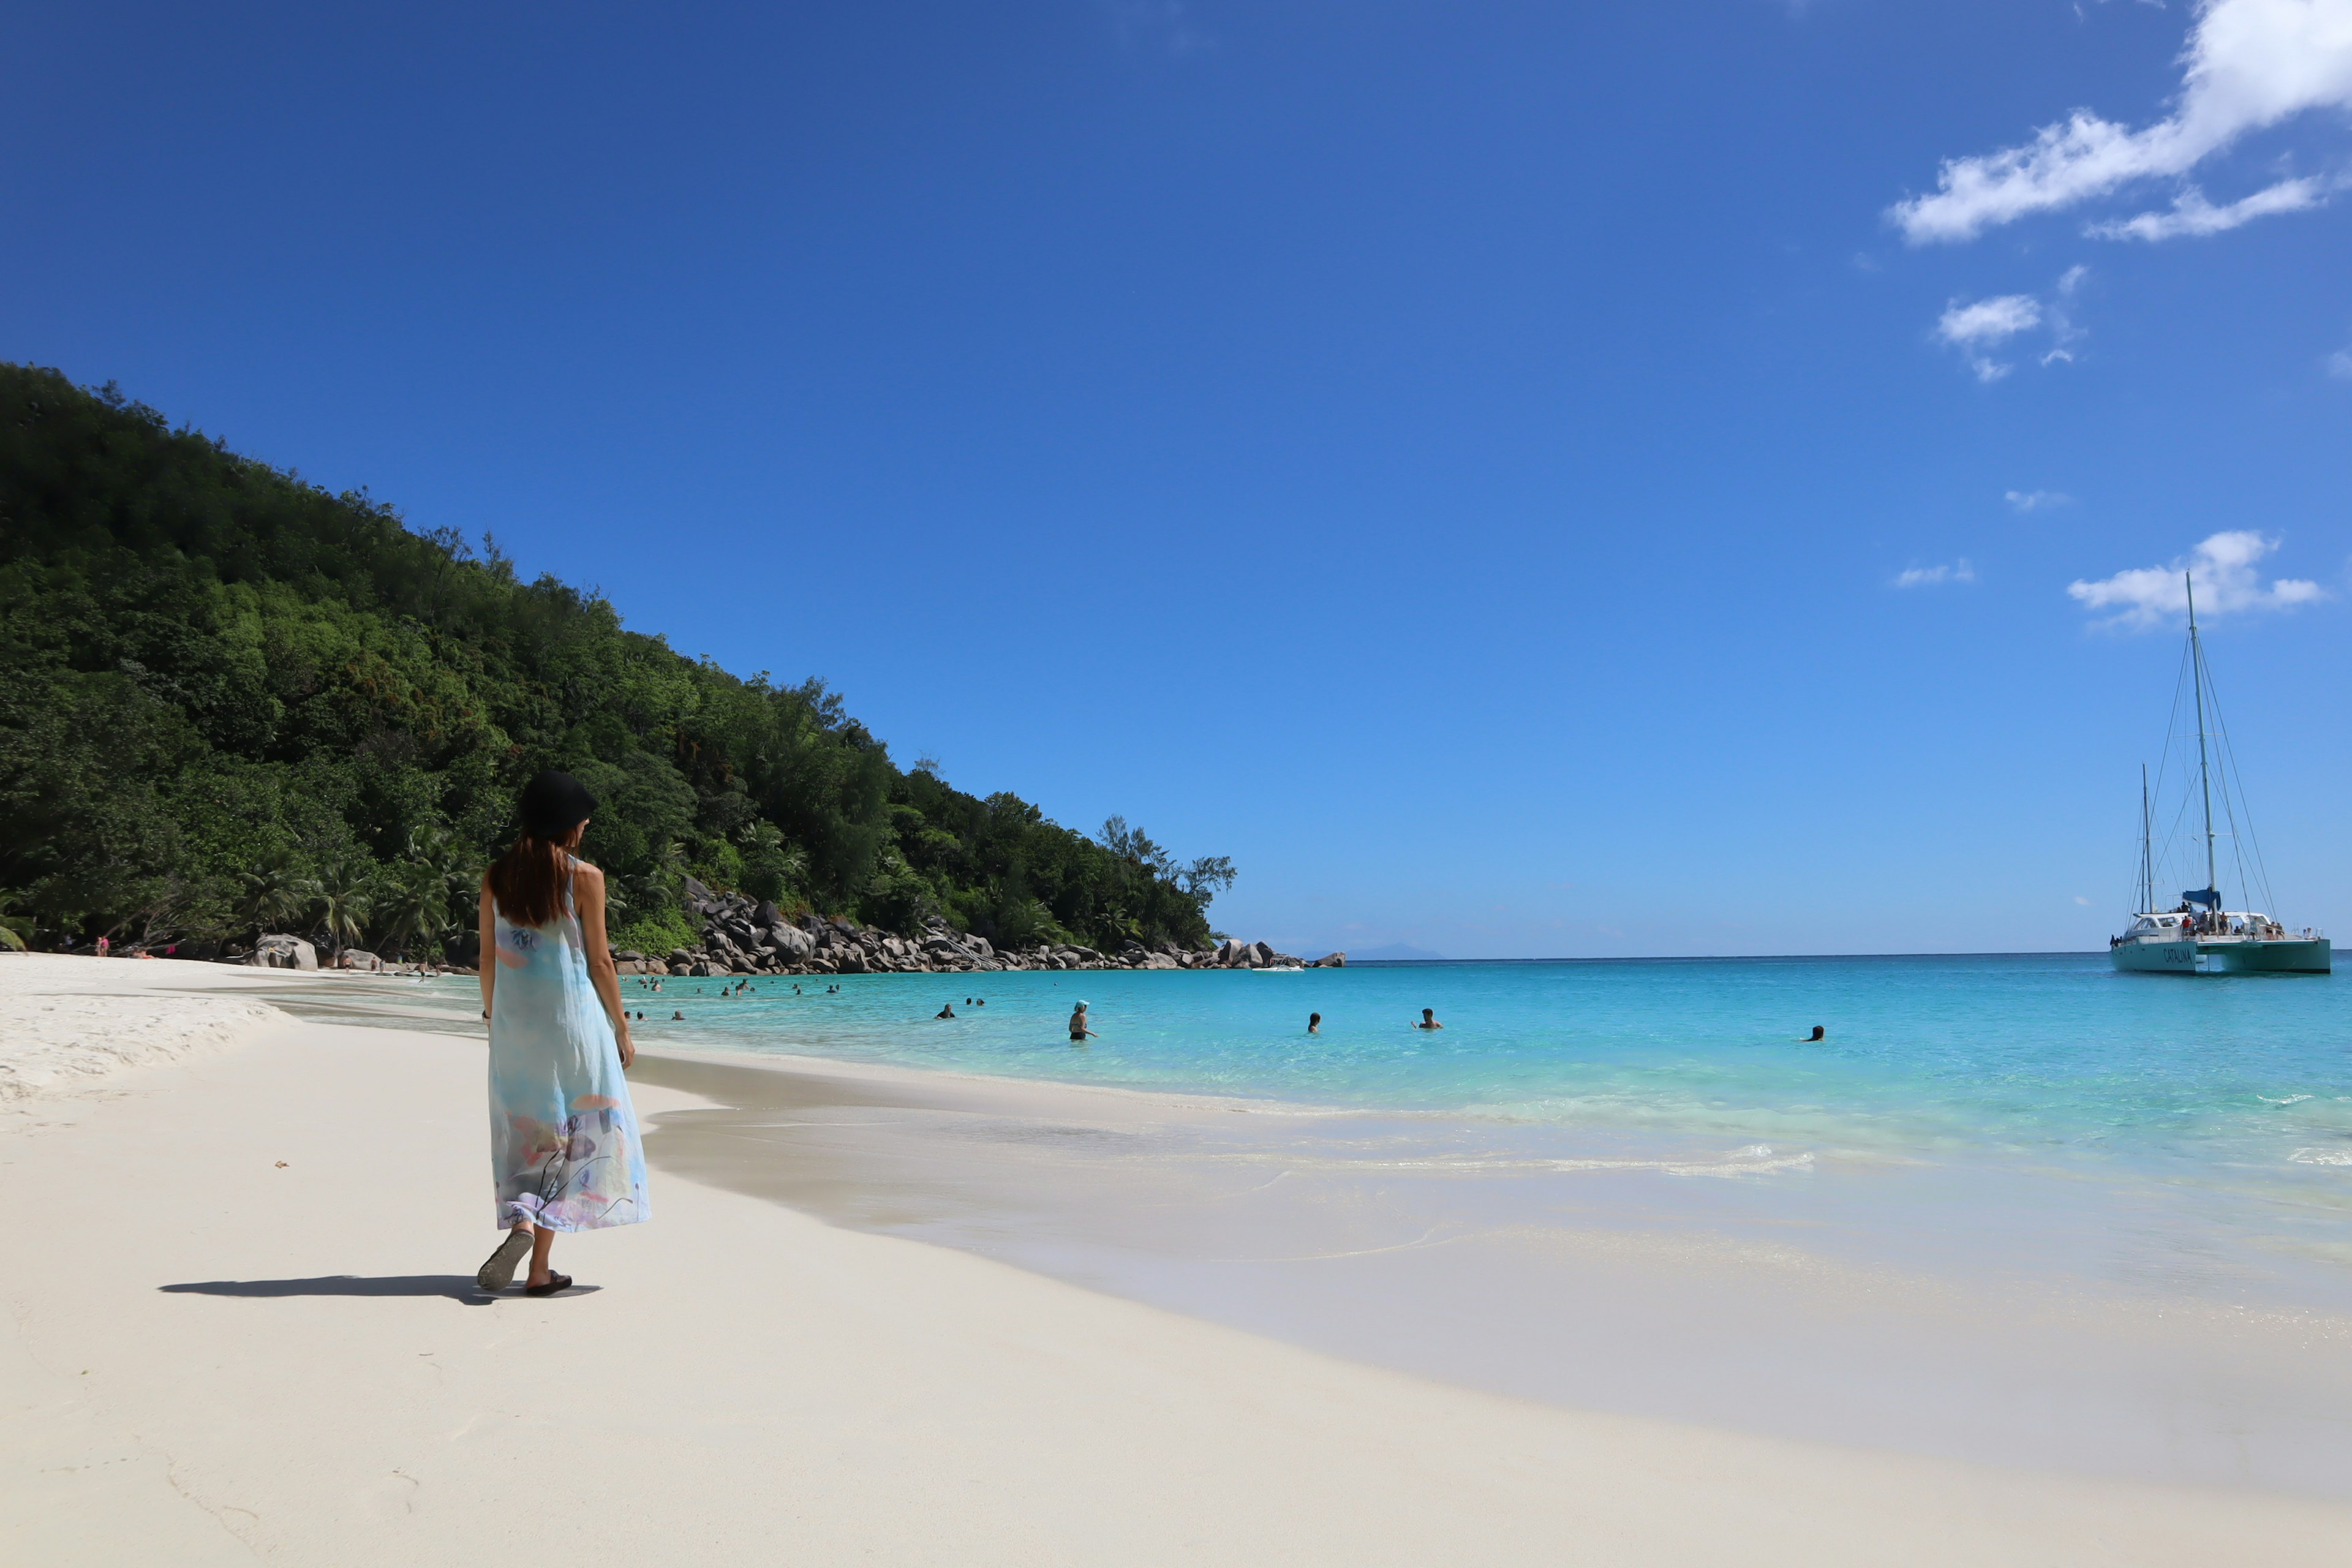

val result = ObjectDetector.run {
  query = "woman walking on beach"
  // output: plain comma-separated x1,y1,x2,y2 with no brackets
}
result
475,771,649,1297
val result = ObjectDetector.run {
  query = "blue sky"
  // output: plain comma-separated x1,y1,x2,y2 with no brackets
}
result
8,1,2351,956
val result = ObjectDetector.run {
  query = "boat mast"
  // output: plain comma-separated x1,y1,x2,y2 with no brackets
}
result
2140,763,2153,914
2186,573,2218,903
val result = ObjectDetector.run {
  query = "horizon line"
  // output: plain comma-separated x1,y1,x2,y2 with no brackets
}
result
1343,950,2103,966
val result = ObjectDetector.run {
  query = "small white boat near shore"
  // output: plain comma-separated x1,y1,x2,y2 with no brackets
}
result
2109,577,2328,976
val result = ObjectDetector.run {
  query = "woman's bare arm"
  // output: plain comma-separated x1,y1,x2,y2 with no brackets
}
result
478,883,497,1022
572,862,635,1068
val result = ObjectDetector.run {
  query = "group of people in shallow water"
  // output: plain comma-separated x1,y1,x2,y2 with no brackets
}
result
920,1001,1451,1042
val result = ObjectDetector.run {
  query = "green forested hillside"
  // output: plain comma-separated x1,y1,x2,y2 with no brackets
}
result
0,364,1231,958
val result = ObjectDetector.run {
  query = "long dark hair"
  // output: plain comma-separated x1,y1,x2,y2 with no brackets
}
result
486,771,596,929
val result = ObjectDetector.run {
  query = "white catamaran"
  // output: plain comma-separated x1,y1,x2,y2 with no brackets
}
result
2110,575,2328,974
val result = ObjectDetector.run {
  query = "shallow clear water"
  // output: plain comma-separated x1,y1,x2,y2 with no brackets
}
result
605,956,2350,1156
551,952,2352,1303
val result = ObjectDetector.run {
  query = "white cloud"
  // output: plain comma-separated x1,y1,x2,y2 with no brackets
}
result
2089,174,2335,238
2075,895,2094,906
1890,0,2352,244
2329,346,2352,377
2007,489,2074,511
1937,294,2041,380
1938,294,2043,345
2067,530,2326,627
1896,559,1977,587
1932,270,2095,380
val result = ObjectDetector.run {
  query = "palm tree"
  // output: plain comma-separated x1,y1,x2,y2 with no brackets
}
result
361,824,483,959
0,891,32,952
374,860,452,957
236,850,318,940
404,824,480,944
736,822,808,904
312,858,378,957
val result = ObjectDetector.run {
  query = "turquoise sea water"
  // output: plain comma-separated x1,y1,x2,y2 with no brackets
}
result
425,952,2352,1487
566,952,2352,1300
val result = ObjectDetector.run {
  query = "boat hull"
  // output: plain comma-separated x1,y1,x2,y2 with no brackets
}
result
2110,938,2331,974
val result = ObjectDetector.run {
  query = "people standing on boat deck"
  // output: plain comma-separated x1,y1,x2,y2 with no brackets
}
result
1308,1012,1322,1035
1413,1008,1443,1030
1070,1001,1097,1042
475,770,649,1299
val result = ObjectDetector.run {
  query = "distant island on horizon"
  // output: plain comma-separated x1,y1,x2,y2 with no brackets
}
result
1348,943,1447,962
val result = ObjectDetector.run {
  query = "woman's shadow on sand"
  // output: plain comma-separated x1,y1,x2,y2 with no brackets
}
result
159,1276,600,1305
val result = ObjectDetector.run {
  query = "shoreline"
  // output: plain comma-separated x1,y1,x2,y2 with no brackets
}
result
622,1041,2352,1498
8,958,2352,1562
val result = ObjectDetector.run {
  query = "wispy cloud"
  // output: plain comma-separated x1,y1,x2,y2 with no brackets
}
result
1934,270,2094,380
1937,295,2041,381
2329,346,2352,378
1896,559,1977,587
2007,489,2074,512
2089,174,2337,239
1890,0,2352,244
2067,530,2325,627
2043,264,2090,361
1104,0,1212,55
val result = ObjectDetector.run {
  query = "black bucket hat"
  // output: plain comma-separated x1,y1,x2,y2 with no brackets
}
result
518,770,597,839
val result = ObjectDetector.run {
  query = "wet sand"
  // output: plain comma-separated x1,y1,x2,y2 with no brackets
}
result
629,1046,2352,1497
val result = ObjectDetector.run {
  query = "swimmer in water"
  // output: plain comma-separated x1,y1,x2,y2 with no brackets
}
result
1413,1008,1443,1030
1070,1001,1098,1042
1804,1025,1825,1042
937,1002,956,1019
1308,1012,1322,1035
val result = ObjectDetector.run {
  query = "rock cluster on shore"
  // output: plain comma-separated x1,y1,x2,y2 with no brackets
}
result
616,878,1343,978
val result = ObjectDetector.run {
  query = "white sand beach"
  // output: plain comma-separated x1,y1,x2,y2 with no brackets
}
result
5,952,2350,1566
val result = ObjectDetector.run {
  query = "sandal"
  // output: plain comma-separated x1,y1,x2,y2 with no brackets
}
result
476,1230,532,1291
524,1272,575,1297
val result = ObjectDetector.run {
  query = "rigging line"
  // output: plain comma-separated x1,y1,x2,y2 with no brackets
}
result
2207,668,2279,917
2156,786,2197,895
2144,635,2192,873
2124,795,2152,911
2156,635,2193,801
2193,630,2265,913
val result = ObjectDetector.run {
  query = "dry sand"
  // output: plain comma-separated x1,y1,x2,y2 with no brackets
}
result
0,957,288,1125
4,952,2348,1565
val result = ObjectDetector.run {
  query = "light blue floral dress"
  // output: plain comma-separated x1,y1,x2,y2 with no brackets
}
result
487,862,650,1231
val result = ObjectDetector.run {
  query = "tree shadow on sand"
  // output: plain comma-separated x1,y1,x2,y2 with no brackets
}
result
159,1275,599,1304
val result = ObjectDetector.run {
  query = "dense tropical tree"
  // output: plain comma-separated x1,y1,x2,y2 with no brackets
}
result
0,363,1233,957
